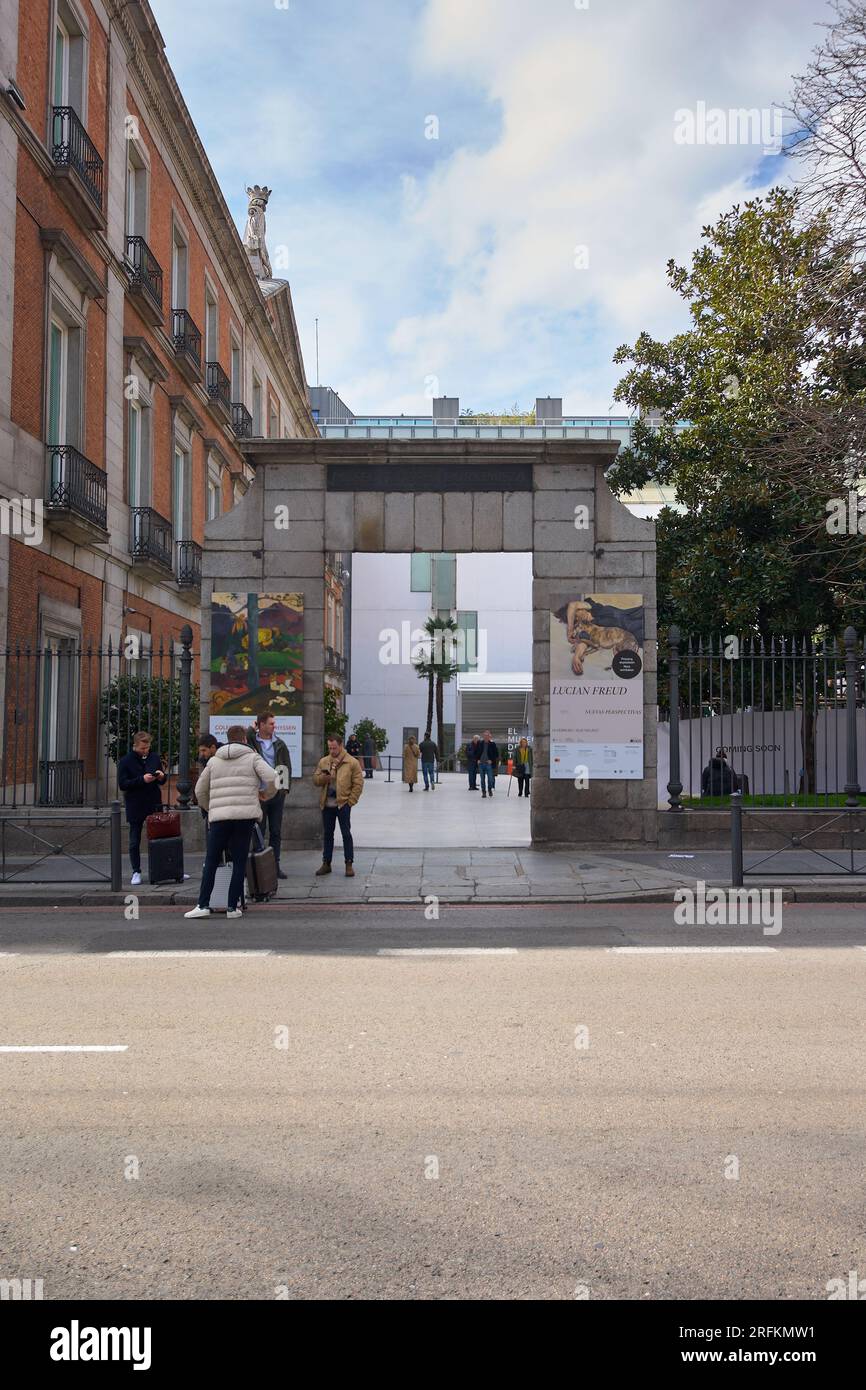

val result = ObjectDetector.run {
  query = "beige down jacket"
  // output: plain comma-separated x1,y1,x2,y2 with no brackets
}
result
195,742,278,822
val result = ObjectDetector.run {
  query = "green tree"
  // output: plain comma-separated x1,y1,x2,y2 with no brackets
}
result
607,187,866,637
352,717,388,752
323,686,347,746
414,616,459,755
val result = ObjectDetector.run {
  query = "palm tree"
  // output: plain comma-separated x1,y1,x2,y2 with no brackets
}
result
414,616,459,752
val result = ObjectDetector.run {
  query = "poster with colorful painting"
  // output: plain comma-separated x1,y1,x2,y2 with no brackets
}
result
549,593,644,780
209,592,303,771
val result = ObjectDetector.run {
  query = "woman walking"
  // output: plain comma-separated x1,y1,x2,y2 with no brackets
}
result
402,735,420,791
514,737,533,798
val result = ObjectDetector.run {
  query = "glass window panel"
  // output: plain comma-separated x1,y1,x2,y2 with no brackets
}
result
410,553,432,592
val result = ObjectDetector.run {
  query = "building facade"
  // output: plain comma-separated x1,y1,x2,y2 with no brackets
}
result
0,0,316,802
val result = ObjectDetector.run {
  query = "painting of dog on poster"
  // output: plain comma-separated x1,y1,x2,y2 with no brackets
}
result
549,593,645,780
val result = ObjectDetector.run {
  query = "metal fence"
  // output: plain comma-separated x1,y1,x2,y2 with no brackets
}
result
1,627,196,809
667,627,865,809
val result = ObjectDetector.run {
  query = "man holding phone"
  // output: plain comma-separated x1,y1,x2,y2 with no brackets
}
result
118,730,167,886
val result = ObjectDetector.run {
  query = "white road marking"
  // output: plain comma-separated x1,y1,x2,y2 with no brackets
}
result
377,947,518,956
610,946,778,954
0,1045,128,1053
107,950,272,958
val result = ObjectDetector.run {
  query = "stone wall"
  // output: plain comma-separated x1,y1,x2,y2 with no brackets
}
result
202,438,659,849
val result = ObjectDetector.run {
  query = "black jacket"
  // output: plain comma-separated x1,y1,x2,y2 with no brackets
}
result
701,757,739,797
118,749,166,823
477,740,499,769
465,740,482,764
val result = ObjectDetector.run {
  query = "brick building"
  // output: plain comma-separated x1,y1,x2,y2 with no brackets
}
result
0,0,316,802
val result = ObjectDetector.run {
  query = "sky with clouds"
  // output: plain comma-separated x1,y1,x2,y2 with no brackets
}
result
151,0,834,417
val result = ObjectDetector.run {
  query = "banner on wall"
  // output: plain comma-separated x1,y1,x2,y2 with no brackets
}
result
549,593,644,780
209,592,303,772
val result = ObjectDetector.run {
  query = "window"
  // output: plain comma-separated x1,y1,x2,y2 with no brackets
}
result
50,1,87,131
46,301,82,467
456,610,478,672
171,223,188,310
125,142,148,239
410,553,432,592
40,633,79,766
268,397,279,438
252,374,263,435
207,457,222,521
172,443,191,541
432,553,456,611
128,398,151,507
230,336,242,401
205,282,218,362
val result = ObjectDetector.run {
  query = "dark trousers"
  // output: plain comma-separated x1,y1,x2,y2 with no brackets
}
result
322,803,354,864
260,791,285,866
515,768,531,796
468,761,479,789
128,820,144,873
198,818,256,911
363,757,373,779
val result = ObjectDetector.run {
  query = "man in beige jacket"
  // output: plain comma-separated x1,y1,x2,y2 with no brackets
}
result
313,734,364,877
185,725,278,918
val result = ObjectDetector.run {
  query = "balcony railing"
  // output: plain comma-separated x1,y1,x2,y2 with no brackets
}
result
125,235,163,315
51,106,104,214
206,362,231,413
324,647,347,678
176,538,202,589
46,444,107,531
130,507,173,572
38,759,85,808
231,402,253,438
171,309,202,374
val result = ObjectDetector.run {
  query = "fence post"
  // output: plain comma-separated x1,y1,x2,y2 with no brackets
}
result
731,790,743,887
176,623,193,810
110,799,122,892
667,624,683,811
843,626,861,808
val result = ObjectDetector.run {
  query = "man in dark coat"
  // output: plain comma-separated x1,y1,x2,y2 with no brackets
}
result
362,733,376,779
701,748,740,797
247,714,292,879
118,730,166,885
477,731,499,799
465,734,481,790
346,733,362,761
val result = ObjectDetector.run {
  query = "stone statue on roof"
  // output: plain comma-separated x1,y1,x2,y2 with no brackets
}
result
243,184,272,279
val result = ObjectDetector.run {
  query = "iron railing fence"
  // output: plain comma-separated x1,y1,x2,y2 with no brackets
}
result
50,106,104,212
1,629,196,810
667,627,865,810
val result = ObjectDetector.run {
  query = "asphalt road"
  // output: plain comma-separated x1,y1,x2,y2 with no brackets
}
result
1,903,865,1301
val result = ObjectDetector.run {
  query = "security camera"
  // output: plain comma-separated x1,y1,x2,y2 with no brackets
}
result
5,80,26,111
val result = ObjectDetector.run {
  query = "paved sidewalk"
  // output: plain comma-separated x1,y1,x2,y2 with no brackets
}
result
1,846,865,906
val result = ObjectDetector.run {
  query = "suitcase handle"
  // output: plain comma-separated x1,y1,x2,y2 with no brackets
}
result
253,823,266,852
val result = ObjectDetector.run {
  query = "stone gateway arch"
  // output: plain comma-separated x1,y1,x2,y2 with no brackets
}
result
202,438,658,849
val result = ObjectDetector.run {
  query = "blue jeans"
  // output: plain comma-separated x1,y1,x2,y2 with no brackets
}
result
479,764,495,793
322,803,354,864
422,760,435,788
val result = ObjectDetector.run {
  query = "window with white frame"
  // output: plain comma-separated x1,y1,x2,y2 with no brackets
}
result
206,456,222,521
252,373,263,435
46,295,83,482
230,334,242,402
171,222,188,310
51,0,87,123
268,397,279,438
125,140,148,240
172,439,192,541
205,282,218,363
127,392,152,507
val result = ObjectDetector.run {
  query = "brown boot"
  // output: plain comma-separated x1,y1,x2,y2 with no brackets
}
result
315,862,332,876
345,863,355,877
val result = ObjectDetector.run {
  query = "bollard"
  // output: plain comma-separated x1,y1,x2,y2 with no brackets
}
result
667,624,683,811
730,791,743,887
843,627,862,808
110,799,122,892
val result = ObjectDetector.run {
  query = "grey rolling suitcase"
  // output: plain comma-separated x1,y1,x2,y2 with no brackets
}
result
209,864,234,913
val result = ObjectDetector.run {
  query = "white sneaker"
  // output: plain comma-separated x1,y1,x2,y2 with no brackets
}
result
226,908,243,919
130,872,141,886
184,906,211,918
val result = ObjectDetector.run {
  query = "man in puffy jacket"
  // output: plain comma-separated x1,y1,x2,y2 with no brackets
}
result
118,730,166,886
185,725,278,918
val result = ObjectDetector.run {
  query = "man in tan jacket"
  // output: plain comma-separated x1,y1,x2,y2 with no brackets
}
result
313,734,364,877
185,725,278,918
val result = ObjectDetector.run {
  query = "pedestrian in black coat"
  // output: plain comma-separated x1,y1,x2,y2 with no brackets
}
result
118,731,166,884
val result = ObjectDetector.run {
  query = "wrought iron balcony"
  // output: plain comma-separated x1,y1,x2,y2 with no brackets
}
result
231,402,253,438
206,362,231,415
125,235,163,320
50,106,104,224
176,538,202,590
46,444,108,537
171,309,202,380
130,506,173,575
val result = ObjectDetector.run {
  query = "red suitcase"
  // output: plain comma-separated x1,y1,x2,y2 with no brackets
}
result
146,808,181,840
